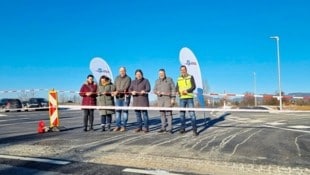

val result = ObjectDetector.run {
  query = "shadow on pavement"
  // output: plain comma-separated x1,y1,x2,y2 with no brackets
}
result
198,112,230,134
122,112,230,134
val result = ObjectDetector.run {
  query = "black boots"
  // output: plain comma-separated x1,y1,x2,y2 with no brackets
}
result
102,124,111,132
193,129,198,136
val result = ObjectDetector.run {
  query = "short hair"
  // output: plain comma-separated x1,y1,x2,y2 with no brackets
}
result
135,69,143,76
159,68,165,72
87,74,94,79
180,65,187,70
119,66,127,71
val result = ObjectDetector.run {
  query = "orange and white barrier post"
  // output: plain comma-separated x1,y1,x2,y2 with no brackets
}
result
49,89,60,130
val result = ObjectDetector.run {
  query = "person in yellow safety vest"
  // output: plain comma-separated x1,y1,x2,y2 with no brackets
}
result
175,65,198,136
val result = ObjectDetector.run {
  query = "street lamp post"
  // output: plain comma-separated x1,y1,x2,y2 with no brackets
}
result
253,72,257,106
270,36,283,110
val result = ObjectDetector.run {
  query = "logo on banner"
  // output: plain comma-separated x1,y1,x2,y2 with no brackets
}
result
96,68,110,74
90,57,114,82
185,59,197,66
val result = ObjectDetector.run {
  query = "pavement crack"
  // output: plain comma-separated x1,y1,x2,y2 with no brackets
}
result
230,129,263,157
218,129,252,151
199,136,217,152
294,134,306,157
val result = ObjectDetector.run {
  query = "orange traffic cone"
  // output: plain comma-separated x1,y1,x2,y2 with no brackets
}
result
37,120,45,133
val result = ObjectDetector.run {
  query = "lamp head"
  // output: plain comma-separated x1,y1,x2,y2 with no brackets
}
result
270,36,279,40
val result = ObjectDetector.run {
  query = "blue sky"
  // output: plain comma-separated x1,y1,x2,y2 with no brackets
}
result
0,0,309,99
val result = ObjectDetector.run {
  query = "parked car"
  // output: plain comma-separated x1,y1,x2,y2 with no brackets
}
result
0,98,23,112
25,98,49,109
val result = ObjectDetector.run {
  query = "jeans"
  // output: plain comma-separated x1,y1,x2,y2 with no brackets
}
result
115,97,130,128
135,110,149,130
179,98,197,130
101,114,112,125
83,109,94,129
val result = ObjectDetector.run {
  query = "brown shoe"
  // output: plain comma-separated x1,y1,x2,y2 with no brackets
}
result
113,127,121,132
120,127,126,132
143,128,149,133
135,128,142,133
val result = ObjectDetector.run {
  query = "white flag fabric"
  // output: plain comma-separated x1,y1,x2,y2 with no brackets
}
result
89,57,114,83
179,47,205,107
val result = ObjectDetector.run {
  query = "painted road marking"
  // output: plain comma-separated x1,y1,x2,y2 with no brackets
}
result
265,121,286,126
123,168,182,175
0,155,71,165
0,114,7,117
287,125,310,129
0,121,38,127
262,125,310,134
0,118,30,122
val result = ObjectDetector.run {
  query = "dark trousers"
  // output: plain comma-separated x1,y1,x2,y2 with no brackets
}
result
101,114,112,125
83,109,94,129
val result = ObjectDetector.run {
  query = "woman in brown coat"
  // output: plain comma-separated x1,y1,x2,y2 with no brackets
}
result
129,69,151,133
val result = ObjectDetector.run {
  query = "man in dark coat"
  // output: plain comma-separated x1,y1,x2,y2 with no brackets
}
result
129,69,151,133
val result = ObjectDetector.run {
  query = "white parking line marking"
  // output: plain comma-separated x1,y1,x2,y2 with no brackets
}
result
262,125,310,134
287,125,310,129
0,118,30,122
0,121,38,127
0,155,71,165
123,168,182,175
265,122,286,126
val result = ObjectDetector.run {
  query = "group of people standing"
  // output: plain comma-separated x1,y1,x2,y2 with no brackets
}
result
79,65,198,136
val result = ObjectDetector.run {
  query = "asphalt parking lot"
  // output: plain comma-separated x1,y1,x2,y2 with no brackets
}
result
0,109,309,174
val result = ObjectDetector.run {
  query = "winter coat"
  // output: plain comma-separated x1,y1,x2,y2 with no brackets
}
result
97,82,116,115
79,82,97,106
129,78,151,107
153,77,176,107
114,75,131,99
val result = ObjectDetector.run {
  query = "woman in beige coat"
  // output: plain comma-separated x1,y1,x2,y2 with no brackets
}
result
97,75,116,131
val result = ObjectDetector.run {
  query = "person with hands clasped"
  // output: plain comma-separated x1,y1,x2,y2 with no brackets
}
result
97,75,116,132
79,74,97,132
129,69,151,133
112,67,131,132
153,69,176,134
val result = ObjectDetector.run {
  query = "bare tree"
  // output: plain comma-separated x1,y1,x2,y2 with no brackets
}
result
71,94,81,103
203,79,210,94
241,92,254,106
18,90,36,102
203,79,211,107
58,93,68,104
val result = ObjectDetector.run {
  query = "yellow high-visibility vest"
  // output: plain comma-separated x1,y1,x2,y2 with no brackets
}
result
177,75,194,99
